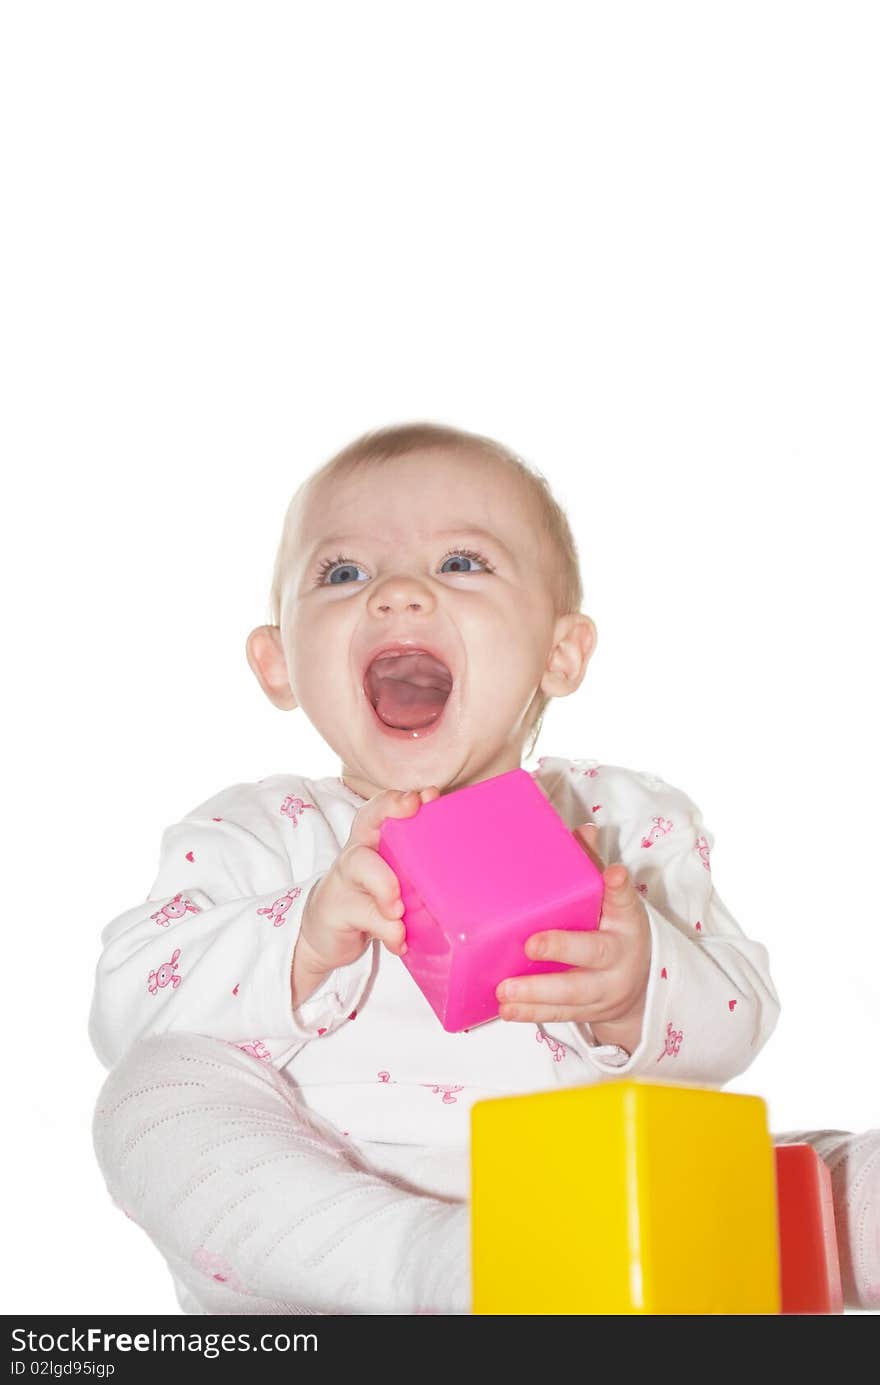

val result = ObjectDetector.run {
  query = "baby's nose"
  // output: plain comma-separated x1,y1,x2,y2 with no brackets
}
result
377,599,423,612
368,571,435,613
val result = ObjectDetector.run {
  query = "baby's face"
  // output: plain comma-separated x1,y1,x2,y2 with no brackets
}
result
271,447,587,798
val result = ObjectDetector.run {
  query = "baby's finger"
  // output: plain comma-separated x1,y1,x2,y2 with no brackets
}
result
347,787,424,849
339,879,408,955
498,1002,599,1025
599,864,646,925
495,966,609,1010
523,927,613,970
358,894,409,956
574,822,605,872
317,863,407,955
338,843,406,921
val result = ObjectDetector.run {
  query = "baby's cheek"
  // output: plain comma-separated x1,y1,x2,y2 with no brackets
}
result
469,638,543,722
291,630,350,715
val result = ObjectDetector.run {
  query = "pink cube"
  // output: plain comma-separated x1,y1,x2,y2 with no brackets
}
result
377,767,604,1032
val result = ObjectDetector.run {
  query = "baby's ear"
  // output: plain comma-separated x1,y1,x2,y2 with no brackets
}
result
540,612,598,699
245,625,298,710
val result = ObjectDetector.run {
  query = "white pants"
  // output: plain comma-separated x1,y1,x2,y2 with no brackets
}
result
92,1033,470,1315
92,1032,878,1314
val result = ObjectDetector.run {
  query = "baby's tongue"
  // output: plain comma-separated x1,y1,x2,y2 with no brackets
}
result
366,651,452,731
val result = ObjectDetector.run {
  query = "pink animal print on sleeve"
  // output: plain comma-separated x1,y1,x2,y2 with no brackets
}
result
696,835,712,870
423,1083,464,1104
150,892,201,928
656,1022,683,1062
147,948,182,995
641,816,673,848
569,759,600,778
237,1040,272,1061
280,795,316,827
255,886,302,927
535,1028,567,1062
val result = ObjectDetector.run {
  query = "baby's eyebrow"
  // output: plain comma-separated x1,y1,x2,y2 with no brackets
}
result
305,526,515,565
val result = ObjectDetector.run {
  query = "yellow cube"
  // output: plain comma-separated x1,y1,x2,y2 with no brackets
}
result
471,1078,780,1314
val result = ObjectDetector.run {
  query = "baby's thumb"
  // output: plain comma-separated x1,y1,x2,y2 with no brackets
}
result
601,864,641,915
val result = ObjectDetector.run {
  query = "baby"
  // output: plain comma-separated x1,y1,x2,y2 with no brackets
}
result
89,422,879,1315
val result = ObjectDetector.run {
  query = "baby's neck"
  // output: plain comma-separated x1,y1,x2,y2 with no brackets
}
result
339,750,527,802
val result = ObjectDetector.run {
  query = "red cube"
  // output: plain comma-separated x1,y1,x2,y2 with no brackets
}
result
775,1144,843,1314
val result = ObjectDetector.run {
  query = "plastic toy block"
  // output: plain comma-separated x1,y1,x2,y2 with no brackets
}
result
775,1144,843,1314
377,767,604,1032
471,1079,781,1315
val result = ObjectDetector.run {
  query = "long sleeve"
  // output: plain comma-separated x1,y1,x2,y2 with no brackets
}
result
88,778,374,1071
536,758,781,1085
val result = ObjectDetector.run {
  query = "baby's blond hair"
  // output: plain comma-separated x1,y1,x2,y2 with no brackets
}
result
267,422,584,759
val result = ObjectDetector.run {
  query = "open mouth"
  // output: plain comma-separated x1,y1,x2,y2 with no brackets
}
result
363,649,454,734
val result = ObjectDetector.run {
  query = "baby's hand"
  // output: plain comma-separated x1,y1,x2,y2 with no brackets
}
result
291,786,440,1008
495,823,652,1054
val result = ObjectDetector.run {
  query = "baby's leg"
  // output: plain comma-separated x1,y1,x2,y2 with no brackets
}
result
774,1129,880,1311
92,1032,469,1316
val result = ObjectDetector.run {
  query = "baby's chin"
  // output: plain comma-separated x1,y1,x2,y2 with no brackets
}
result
364,732,466,793
339,693,473,792
349,712,526,799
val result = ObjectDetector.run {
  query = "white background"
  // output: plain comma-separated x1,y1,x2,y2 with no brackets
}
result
2,1,877,1314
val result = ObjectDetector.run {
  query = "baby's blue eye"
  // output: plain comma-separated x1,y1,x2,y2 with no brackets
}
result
439,551,490,574
318,559,369,586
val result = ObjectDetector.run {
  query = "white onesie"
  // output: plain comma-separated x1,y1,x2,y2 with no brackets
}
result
89,755,781,1312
